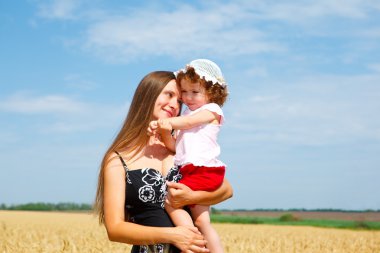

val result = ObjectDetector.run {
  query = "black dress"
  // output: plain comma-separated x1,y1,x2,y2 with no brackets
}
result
116,152,182,253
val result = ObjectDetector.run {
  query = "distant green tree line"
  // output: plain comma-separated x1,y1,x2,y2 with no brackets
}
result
0,202,92,211
1,204,378,212
218,208,380,212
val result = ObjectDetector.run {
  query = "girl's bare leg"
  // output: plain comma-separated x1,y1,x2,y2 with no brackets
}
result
191,205,224,253
165,204,194,227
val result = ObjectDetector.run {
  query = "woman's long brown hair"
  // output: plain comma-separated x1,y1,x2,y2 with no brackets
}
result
94,71,176,224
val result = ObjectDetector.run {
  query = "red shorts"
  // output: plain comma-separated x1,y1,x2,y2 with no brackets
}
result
179,163,225,192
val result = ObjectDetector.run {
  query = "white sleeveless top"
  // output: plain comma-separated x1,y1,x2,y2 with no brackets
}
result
174,103,226,167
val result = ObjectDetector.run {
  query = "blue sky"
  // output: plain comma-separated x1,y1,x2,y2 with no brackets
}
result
1,0,380,210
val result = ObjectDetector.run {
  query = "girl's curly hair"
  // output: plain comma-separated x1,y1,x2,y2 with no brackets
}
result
176,67,228,107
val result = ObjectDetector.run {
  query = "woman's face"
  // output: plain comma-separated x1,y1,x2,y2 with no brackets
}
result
153,80,181,120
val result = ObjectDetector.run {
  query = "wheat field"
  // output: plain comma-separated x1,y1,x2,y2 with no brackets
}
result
1,211,380,253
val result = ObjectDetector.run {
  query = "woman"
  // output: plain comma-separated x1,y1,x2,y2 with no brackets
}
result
94,71,233,253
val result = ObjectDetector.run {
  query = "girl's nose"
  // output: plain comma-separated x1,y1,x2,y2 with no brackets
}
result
183,93,191,100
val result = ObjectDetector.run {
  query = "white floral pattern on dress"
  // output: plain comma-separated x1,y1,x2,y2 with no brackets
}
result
126,172,132,184
135,167,181,207
139,185,155,202
142,168,164,186
138,243,169,253
124,165,182,253
139,245,148,253
158,182,167,208
156,244,164,253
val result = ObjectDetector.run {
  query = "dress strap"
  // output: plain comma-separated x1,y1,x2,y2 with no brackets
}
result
115,151,129,172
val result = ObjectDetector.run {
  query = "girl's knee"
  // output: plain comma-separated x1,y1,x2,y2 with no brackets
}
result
194,217,210,229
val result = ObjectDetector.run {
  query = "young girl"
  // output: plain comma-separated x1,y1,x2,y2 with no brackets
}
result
149,59,229,253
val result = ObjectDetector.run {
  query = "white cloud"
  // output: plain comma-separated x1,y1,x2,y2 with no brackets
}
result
244,67,269,78
0,92,129,133
242,0,378,21
82,4,282,63
80,1,379,63
36,0,83,20
226,72,380,145
368,63,380,72
0,93,88,114
33,0,380,63
41,102,128,134
0,131,21,144
64,74,98,91
360,28,380,38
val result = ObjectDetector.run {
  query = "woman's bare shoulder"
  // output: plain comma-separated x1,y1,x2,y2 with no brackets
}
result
104,152,125,175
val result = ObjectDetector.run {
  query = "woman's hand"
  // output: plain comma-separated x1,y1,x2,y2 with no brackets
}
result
147,120,158,136
166,181,195,208
172,226,209,253
167,179,233,208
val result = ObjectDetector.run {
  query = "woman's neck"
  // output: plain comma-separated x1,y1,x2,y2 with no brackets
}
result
144,136,171,159
124,136,174,172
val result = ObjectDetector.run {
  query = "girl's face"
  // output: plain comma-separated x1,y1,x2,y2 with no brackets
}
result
153,80,181,120
180,79,208,111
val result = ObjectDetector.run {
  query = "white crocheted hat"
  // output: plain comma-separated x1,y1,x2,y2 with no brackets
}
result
176,59,227,88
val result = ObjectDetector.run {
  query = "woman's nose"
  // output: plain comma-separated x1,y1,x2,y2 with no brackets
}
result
169,97,179,109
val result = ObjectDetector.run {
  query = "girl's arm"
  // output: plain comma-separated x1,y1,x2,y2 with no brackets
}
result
164,109,218,130
157,120,176,153
103,154,209,252
165,179,233,208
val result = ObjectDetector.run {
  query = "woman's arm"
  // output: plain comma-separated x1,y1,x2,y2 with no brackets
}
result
103,154,209,252
165,179,233,208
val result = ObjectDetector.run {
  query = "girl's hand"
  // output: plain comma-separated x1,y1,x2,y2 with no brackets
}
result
147,120,158,136
166,181,194,208
172,226,209,253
